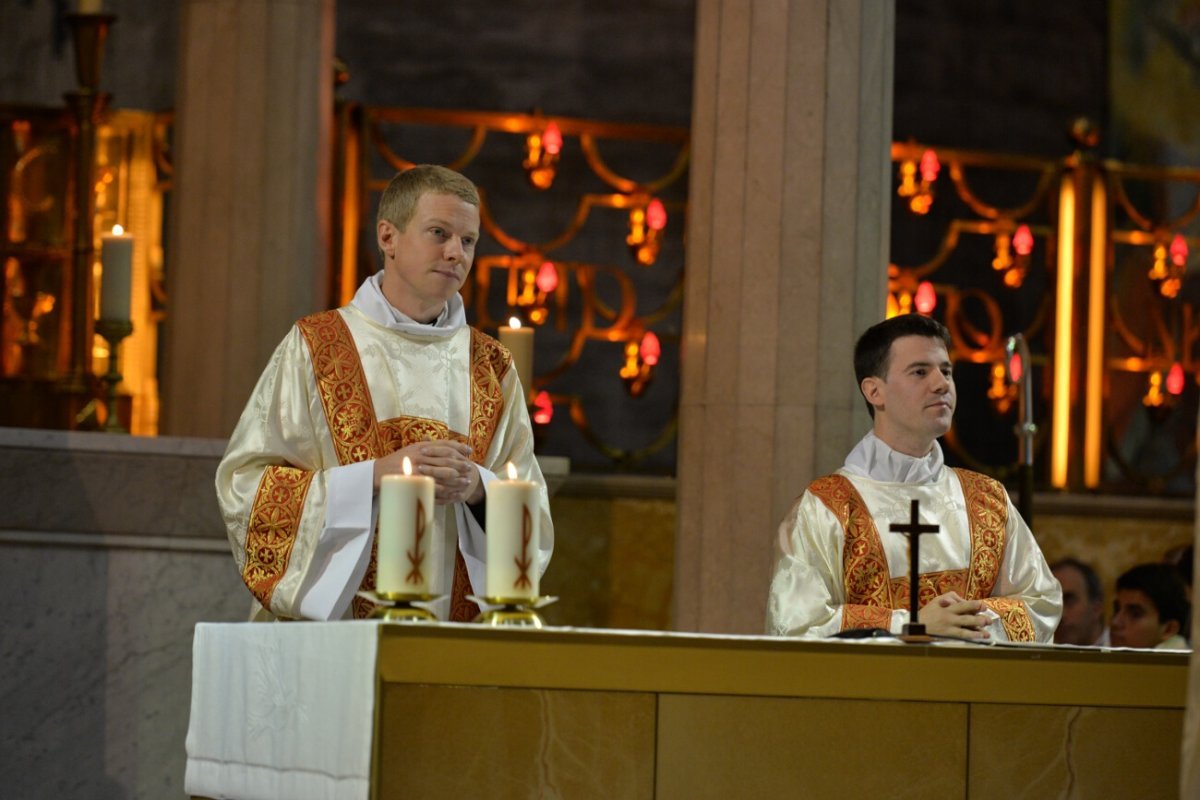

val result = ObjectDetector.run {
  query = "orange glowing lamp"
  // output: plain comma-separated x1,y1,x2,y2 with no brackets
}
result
646,198,667,231
1013,224,1034,256
532,390,554,424
1166,362,1186,396
639,331,661,366
535,260,558,293
914,281,937,314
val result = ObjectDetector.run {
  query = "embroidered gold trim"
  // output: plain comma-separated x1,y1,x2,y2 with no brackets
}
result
243,465,313,610
809,475,895,629
469,328,509,461
298,310,383,465
983,596,1037,641
953,468,1007,598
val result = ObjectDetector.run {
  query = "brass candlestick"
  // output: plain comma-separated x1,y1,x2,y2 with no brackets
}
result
370,591,437,623
95,318,131,433
63,12,115,392
474,596,550,628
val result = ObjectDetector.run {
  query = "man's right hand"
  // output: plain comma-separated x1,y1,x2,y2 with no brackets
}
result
918,591,991,640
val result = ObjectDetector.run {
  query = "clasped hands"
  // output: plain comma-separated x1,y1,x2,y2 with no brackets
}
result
373,440,484,505
918,591,992,640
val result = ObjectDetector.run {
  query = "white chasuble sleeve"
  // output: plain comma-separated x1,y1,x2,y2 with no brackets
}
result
766,492,905,637
984,496,1062,643
216,327,372,621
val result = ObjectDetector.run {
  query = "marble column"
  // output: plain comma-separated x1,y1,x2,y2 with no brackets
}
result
674,0,893,633
161,0,334,438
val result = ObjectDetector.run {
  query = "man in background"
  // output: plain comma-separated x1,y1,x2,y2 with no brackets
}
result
1051,558,1109,646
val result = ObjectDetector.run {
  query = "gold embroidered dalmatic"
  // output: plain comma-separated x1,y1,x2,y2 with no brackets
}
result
216,303,553,620
766,467,1059,642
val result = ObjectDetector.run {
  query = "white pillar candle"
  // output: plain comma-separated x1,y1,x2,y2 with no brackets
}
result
498,317,534,393
486,462,540,601
99,225,133,321
377,457,435,596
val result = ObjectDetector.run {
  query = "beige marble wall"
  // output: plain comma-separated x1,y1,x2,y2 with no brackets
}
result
675,0,893,635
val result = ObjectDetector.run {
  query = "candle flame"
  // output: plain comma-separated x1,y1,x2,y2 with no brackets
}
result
402,456,413,476
505,462,518,480
112,224,124,236
508,316,522,329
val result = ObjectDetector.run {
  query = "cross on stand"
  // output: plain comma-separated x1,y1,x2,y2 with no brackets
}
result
889,499,940,640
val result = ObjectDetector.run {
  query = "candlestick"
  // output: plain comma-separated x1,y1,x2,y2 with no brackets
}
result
498,317,534,397
99,225,133,321
377,458,436,598
486,462,540,601
95,318,131,433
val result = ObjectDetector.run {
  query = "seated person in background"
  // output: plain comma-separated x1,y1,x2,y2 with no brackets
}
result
1110,563,1191,650
766,314,1061,642
1051,558,1109,646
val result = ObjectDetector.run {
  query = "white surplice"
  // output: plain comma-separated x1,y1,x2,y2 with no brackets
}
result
215,272,553,620
766,432,1061,642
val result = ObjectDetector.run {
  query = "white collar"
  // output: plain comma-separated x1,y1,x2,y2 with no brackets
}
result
350,270,467,338
842,430,946,484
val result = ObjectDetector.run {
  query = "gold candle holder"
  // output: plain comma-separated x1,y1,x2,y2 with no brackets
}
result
63,11,116,393
370,591,437,623
95,318,131,433
474,596,547,628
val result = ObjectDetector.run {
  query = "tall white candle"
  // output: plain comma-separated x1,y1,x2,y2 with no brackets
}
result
99,225,133,321
377,457,435,596
486,462,540,601
498,316,534,392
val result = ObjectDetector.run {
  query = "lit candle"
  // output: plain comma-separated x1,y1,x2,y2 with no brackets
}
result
497,316,534,391
377,457,435,597
99,224,133,321
486,462,540,601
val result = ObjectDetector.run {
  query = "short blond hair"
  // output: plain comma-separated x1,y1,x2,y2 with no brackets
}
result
376,164,479,232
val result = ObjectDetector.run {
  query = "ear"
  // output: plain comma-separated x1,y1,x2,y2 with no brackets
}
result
1161,618,1180,640
377,220,396,261
861,376,885,413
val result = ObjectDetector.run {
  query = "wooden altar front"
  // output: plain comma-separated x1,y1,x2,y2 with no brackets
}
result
186,622,1188,800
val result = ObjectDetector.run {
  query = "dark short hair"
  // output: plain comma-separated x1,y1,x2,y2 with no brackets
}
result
853,314,952,417
1051,558,1104,603
1116,563,1191,629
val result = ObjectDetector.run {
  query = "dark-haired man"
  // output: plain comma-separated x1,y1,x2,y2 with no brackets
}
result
767,314,1061,642
1111,563,1190,650
216,165,553,622
1051,558,1109,646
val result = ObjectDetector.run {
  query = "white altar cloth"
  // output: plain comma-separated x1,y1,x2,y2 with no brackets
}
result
184,621,378,800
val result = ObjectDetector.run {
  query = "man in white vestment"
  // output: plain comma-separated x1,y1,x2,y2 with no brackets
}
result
767,314,1061,641
216,165,553,621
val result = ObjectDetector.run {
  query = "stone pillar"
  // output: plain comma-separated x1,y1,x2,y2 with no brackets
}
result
674,0,894,633
161,0,334,438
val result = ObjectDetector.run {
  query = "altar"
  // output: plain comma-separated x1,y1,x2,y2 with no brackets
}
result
185,622,1188,800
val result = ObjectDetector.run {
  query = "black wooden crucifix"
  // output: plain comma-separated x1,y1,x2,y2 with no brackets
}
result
889,499,940,636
